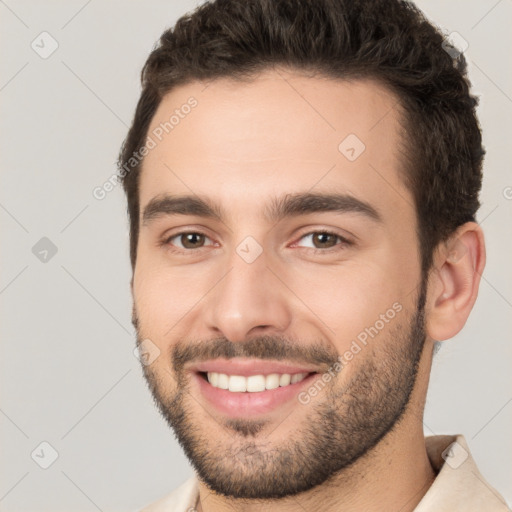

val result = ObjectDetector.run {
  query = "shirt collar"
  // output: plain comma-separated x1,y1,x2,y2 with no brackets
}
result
414,434,510,511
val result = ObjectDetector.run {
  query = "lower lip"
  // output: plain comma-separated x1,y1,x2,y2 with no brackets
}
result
194,372,318,417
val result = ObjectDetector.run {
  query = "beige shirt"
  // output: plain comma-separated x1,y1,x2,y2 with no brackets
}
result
141,434,511,511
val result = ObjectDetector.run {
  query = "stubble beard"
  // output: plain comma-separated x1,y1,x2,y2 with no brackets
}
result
135,284,427,500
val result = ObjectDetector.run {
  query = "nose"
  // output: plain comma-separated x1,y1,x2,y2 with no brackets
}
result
203,245,293,342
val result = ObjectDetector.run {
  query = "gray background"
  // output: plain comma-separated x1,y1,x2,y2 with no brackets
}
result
1,1,511,510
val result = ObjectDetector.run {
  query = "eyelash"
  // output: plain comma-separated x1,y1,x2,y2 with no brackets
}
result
160,229,353,255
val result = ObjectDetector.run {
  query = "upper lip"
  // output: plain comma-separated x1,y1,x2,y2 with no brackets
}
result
189,358,320,377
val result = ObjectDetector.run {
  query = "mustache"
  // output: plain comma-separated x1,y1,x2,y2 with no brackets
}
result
170,335,340,373
132,307,340,372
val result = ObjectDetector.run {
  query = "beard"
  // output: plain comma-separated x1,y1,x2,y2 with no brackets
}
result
134,281,427,501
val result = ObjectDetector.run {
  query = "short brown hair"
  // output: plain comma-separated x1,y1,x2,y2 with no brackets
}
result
118,0,484,275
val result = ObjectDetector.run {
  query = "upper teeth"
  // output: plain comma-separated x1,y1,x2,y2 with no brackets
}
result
207,372,309,392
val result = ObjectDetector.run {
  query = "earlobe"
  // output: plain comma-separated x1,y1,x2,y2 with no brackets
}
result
425,222,486,341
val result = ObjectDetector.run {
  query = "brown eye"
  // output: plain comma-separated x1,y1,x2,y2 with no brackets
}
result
164,232,213,251
179,233,206,249
311,232,338,249
295,231,351,252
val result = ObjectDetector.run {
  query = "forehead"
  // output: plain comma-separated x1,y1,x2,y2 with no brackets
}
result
139,69,413,225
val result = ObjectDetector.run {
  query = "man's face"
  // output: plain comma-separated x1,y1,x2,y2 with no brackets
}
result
132,70,428,499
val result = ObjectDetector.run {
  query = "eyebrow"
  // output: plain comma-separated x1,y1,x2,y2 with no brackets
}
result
141,192,382,226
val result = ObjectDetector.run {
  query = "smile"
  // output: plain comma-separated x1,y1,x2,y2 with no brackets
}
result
207,372,309,393
205,371,310,392
190,369,320,418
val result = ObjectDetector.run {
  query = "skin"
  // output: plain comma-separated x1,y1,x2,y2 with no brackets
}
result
131,68,485,512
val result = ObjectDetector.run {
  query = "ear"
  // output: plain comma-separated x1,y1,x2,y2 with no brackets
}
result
425,222,486,341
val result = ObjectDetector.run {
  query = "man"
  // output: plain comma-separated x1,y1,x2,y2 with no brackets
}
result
118,0,510,510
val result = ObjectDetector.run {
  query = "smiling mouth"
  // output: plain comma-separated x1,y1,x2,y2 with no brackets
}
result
193,366,320,417
198,371,315,392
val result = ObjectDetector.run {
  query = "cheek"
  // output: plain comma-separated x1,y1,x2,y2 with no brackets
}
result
285,258,411,347
133,259,216,341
